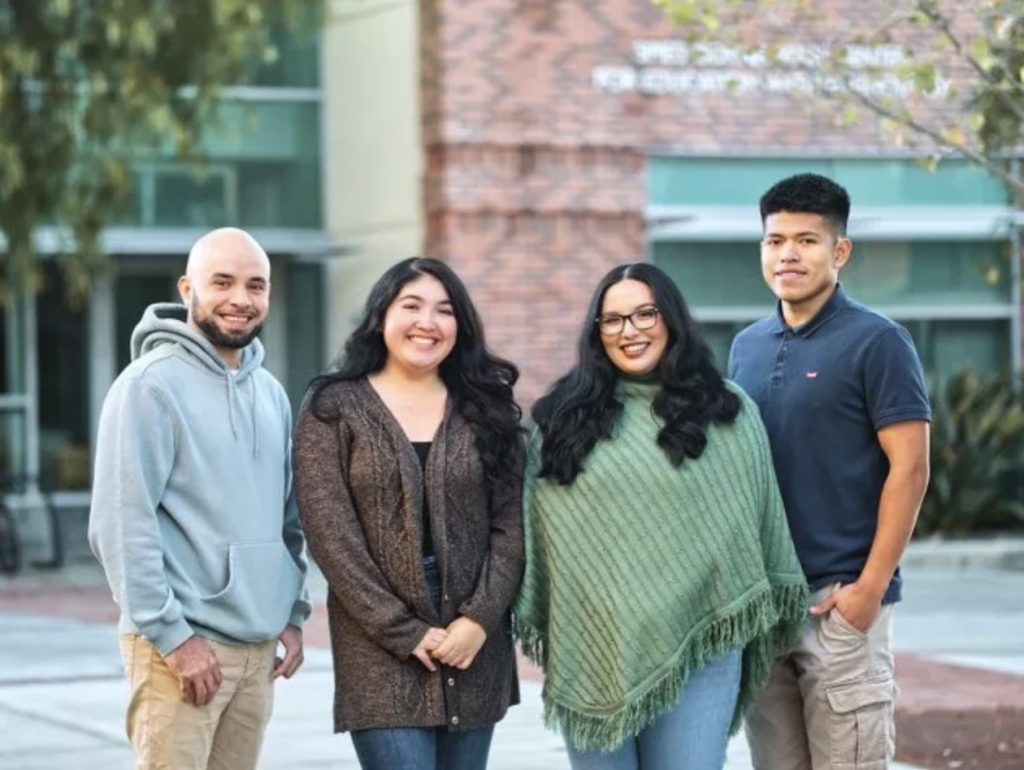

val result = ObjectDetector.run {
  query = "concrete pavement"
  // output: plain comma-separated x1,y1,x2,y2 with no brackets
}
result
2,560,1023,769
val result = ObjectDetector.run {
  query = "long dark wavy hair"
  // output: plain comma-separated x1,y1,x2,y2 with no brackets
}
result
532,262,741,485
309,257,523,486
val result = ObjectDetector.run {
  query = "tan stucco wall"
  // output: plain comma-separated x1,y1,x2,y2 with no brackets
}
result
321,0,424,362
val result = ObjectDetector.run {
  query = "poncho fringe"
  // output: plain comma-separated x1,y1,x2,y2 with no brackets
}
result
516,580,807,751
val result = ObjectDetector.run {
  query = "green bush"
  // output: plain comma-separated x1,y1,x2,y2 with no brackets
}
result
917,370,1024,536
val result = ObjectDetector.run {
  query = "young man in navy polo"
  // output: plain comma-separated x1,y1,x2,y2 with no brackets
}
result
729,173,931,770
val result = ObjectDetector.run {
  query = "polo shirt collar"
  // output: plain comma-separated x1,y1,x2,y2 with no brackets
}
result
771,283,850,337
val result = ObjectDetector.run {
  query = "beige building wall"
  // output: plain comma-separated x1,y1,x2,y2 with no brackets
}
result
321,0,424,362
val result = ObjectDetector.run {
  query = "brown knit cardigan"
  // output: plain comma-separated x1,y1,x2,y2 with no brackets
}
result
292,378,524,733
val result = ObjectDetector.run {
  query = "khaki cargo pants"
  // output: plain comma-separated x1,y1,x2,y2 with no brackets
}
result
119,634,276,770
745,585,896,770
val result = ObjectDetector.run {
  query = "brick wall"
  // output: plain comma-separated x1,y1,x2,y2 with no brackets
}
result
420,0,975,403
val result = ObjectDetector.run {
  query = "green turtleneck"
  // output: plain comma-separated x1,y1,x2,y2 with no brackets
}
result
515,378,808,751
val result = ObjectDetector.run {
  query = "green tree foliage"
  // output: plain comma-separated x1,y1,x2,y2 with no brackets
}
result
654,0,1024,201
919,371,1024,535
0,0,321,299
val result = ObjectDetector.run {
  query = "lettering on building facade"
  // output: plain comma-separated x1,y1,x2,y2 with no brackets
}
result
593,40,944,98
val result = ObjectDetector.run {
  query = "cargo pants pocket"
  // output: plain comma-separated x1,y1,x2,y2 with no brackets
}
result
825,675,895,769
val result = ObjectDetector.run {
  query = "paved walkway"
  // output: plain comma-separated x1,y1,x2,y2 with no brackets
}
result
2,561,1023,769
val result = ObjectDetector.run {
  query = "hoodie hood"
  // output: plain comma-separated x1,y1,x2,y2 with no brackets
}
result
130,302,267,453
130,302,265,379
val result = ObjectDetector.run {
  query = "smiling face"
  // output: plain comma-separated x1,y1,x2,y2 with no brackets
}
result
598,278,668,377
178,228,270,365
761,210,852,326
381,273,457,376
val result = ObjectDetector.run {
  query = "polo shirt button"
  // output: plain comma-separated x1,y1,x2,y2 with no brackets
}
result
450,715,460,726
447,677,455,686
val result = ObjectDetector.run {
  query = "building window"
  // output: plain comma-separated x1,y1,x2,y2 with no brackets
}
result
37,269,91,489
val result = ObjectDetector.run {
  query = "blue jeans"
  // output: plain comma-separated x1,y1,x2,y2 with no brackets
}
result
351,556,495,770
351,724,494,770
423,553,441,611
565,649,742,770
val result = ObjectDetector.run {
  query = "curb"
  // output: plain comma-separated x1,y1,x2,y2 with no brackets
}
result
903,536,1024,572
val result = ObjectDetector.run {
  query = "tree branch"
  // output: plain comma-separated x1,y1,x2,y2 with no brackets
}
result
844,82,1024,200
918,0,1024,118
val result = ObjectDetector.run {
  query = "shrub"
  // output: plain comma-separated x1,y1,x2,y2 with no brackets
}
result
917,370,1024,536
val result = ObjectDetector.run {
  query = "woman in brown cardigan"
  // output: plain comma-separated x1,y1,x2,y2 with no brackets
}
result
293,257,524,770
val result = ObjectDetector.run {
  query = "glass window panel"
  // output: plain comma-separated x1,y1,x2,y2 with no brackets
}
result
1,290,27,481
37,269,90,489
285,263,324,411
653,241,771,308
248,23,319,87
122,101,322,229
831,159,1012,206
844,241,1012,305
124,159,320,229
916,319,1011,383
654,240,1012,309
0,410,25,480
237,160,321,229
0,310,6,395
204,101,320,161
649,157,1011,206
2,288,27,394
649,158,832,206
152,168,232,227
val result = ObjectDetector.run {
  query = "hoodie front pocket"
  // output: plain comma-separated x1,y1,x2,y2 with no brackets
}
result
198,541,302,643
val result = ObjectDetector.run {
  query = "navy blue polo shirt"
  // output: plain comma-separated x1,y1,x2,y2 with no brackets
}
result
728,284,930,604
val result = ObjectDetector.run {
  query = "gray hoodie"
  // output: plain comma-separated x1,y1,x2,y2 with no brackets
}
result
89,303,310,655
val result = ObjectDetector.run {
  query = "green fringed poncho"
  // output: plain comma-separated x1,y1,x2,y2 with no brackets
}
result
515,378,808,752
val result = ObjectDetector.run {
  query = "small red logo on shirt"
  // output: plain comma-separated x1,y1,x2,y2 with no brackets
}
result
806,371,818,379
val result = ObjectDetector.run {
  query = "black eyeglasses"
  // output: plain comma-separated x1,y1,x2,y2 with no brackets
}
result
596,305,660,336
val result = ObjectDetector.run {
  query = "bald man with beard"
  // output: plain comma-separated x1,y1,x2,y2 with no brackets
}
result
89,228,311,770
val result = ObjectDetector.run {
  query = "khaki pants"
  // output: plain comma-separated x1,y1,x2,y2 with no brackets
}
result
745,585,896,770
119,634,276,770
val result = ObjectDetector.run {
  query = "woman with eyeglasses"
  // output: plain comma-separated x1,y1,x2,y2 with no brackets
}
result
515,263,807,770
293,257,524,770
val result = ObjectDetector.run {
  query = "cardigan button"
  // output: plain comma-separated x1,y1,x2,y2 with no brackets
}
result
443,593,450,601
447,677,455,687
450,715,460,726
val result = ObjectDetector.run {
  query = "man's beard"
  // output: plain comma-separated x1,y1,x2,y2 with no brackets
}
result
191,295,263,350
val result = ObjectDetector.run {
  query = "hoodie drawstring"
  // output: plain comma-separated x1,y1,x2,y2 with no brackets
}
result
250,377,260,458
225,372,239,440
224,371,261,459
